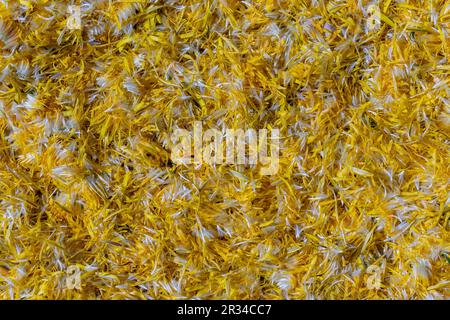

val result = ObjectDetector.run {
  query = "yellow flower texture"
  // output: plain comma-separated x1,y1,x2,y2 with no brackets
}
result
0,0,449,300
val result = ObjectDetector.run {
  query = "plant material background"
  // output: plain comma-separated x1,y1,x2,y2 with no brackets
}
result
0,0,449,299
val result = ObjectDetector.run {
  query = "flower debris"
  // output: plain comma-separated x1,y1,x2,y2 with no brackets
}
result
0,0,449,299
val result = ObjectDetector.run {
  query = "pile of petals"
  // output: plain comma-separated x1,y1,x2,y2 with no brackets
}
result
0,0,448,299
